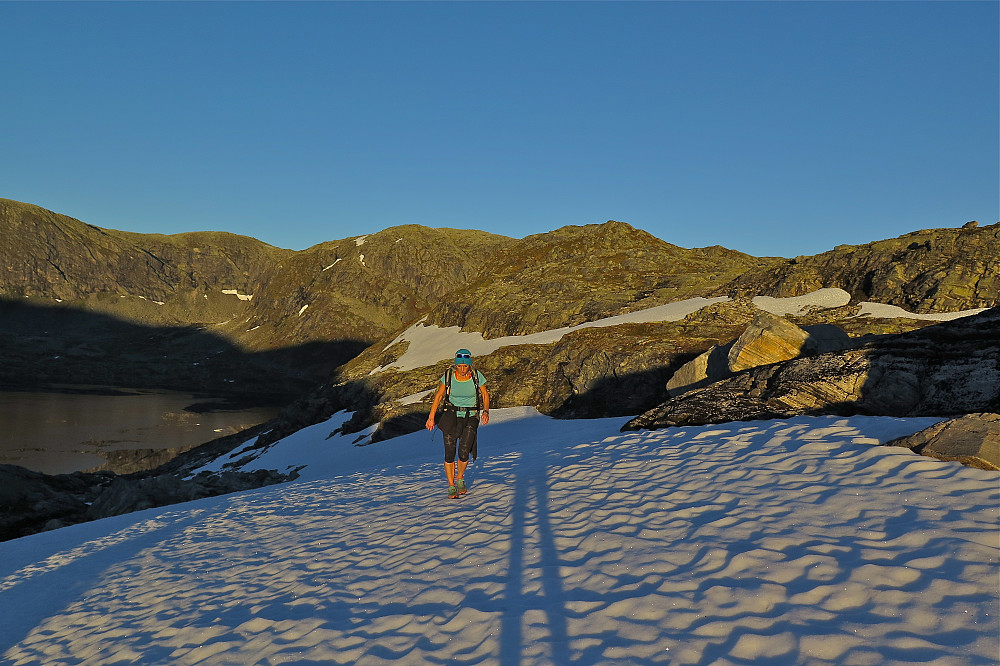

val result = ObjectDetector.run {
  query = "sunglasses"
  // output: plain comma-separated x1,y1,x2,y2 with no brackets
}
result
456,353,472,359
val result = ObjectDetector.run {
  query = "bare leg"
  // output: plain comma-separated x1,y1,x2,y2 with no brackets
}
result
444,462,456,486
456,458,468,480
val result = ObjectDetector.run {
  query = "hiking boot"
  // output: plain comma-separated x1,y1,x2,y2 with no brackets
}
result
456,479,467,495
448,485,459,499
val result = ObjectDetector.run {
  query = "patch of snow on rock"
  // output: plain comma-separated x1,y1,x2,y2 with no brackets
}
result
753,288,851,315
381,296,729,372
222,289,253,301
854,302,989,321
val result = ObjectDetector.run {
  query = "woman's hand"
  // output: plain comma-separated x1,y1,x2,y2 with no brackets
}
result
425,415,435,431
480,410,490,425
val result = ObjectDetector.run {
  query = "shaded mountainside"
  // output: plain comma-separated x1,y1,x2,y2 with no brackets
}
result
0,199,512,390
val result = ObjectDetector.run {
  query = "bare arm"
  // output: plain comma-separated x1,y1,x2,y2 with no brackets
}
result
425,382,447,430
480,385,490,425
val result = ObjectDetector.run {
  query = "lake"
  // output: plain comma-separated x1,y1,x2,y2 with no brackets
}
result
0,386,284,474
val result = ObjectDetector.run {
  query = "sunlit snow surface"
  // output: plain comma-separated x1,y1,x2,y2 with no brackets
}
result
1,412,997,665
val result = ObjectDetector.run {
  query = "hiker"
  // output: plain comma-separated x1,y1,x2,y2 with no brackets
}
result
425,348,490,499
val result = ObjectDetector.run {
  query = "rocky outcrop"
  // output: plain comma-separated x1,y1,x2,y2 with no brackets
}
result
667,310,854,395
0,463,294,542
885,413,1000,470
85,469,292,519
625,308,1000,431
718,222,1000,313
666,344,732,396
427,220,781,338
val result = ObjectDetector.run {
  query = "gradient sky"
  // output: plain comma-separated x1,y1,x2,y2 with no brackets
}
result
2,1,997,258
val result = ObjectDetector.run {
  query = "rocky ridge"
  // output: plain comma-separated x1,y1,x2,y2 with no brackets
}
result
716,221,999,313
624,308,1000,431
0,462,293,542
427,220,781,337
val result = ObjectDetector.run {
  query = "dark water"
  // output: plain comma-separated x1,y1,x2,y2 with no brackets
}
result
0,386,283,474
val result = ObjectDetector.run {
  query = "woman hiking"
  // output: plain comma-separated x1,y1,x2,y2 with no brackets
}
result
425,348,490,499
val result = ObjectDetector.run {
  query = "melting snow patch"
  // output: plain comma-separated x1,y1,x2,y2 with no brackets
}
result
381,297,727,371
222,289,253,301
359,254,367,267
298,304,309,316
355,235,368,247
753,288,851,315
854,302,988,321
323,258,343,271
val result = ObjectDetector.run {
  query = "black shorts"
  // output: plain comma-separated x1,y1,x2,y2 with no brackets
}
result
438,407,479,463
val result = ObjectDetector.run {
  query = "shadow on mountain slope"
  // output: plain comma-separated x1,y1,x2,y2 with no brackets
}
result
547,364,683,420
0,298,368,399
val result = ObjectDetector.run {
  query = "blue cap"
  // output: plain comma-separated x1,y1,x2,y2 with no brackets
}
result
455,348,473,365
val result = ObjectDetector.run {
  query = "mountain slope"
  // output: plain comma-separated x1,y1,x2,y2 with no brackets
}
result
716,221,1000,312
0,199,513,391
427,219,781,337
0,198,287,325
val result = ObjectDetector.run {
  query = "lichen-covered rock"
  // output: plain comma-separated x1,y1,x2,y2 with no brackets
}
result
625,308,1000,431
886,413,1000,470
427,220,779,338
667,311,853,396
728,311,815,372
718,222,1000,313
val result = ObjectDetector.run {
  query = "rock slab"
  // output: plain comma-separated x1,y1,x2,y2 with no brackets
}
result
886,413,1000,470
626,308,1000,434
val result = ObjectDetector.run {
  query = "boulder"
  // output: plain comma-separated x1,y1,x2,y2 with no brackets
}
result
728,311,814,372
625,308,1000,433
666,311,854,396
666,344,732,396
886,413,999,470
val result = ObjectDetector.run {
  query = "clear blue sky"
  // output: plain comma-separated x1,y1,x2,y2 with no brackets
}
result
2,1,997,258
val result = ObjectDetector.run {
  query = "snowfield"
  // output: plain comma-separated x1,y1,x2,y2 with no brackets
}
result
1,410,997,665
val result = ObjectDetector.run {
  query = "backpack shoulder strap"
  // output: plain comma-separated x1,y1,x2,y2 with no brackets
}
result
471,367,482,411
444,365,456,400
